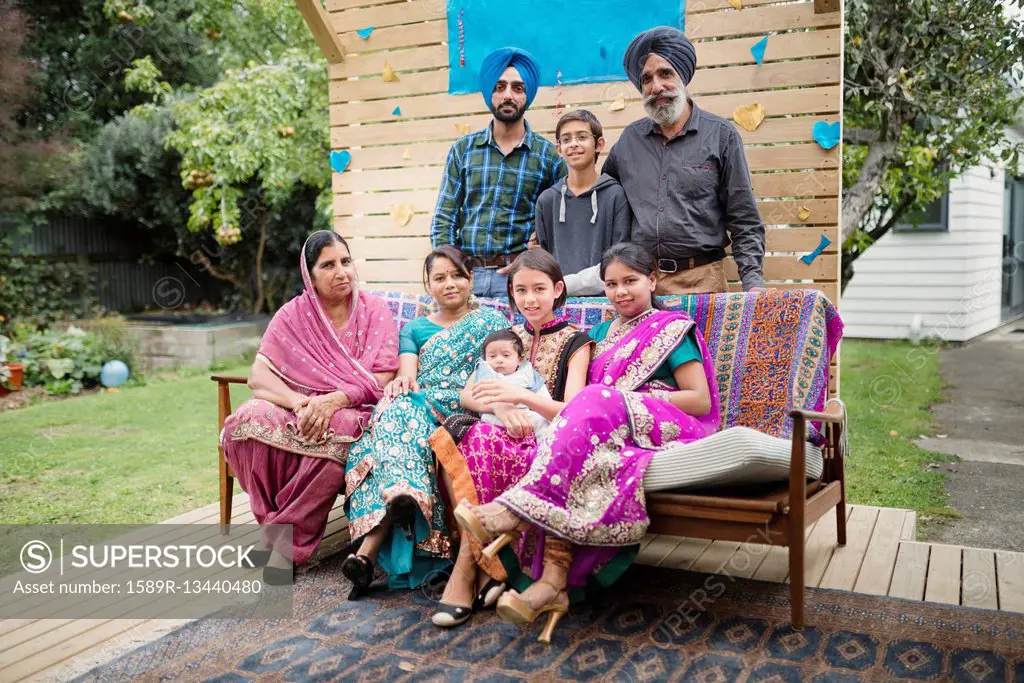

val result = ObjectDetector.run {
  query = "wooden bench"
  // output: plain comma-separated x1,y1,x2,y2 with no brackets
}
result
213,289,845,629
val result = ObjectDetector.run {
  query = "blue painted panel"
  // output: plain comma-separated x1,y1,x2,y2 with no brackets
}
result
447,0,685,95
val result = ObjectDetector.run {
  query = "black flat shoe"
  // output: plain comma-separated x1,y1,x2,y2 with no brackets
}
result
263,565,293,586
431,603,473,628
472,578,507,611
387,494,418,541
246,549,273,568
341,554,374,599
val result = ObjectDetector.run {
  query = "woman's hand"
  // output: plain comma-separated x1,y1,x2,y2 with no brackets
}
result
492,405,534,439
471,380,531,407
384,374,419,399
295,393,344,441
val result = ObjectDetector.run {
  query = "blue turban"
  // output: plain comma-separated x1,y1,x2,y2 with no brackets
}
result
479,47,541,109
623,27,697,91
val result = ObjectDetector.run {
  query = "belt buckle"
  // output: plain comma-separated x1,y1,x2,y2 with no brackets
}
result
657,258,678,274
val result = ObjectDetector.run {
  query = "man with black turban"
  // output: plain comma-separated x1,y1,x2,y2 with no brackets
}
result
430,47,566,297
604,26,766,294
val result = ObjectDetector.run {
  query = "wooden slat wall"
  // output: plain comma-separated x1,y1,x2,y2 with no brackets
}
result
326,0,842,304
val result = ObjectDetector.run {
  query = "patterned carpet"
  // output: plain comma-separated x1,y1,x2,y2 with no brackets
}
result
76,552,1024,682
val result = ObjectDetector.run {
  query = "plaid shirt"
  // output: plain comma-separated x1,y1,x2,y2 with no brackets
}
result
430,121,566,258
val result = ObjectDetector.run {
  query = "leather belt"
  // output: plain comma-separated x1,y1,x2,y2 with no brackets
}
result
657,252,724,274
473,252,519,269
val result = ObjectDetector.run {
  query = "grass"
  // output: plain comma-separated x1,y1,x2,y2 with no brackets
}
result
0,362,253,525
840,339,959,532
0,341,957,529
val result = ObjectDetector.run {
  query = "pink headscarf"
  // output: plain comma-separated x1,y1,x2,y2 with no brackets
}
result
256,232,399,408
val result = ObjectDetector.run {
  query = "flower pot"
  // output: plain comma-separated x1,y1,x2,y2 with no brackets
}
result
0,363,24,397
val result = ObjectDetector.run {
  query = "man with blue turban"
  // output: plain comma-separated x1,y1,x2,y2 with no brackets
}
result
430,47,565,297
601,26,766,294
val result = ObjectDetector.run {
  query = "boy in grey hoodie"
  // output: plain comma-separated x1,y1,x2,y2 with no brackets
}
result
531,110,632,295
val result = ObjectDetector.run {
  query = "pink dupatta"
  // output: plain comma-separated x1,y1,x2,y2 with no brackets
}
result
224,235,399,462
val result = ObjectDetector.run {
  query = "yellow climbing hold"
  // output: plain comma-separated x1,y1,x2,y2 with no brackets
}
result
390,204,414,227
382,61,399,82
798,206,811,221
732,102,765,132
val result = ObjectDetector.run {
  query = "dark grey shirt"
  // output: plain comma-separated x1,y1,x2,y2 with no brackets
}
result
603,102,766,290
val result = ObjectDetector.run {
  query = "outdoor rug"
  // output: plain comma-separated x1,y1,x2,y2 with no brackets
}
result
76,552,1024,682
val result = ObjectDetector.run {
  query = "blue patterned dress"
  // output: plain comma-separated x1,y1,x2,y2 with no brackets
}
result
344,306,508,588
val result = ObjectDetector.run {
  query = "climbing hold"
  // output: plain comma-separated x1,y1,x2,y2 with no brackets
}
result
813,121,841,150
750,36,768,64
329,150,351,174
391,204,414,227
799,233,832,265
733,103,765,132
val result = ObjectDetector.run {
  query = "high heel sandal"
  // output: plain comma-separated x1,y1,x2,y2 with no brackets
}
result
341,553,374,599
453,502,525,559
496,580,569,644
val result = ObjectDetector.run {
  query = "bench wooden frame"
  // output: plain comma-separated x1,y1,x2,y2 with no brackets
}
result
213,372,846,628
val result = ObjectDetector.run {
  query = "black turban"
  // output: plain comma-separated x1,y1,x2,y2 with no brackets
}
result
623,26,697,91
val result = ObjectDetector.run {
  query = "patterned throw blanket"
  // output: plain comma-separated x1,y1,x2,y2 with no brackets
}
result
371,289,843,443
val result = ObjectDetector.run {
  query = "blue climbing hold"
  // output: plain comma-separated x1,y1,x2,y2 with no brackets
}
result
750,36,768,64
356,26,374,40
330,150,351,174
812,121,841,150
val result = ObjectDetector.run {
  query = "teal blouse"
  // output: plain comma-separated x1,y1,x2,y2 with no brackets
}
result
588,319,703,386
399,317,444,355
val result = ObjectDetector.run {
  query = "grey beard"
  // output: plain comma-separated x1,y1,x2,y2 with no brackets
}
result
644,89,687,126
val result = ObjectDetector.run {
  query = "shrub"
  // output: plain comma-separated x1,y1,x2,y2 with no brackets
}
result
8,319,142,395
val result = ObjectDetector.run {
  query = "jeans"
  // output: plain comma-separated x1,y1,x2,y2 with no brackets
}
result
472,267,508,299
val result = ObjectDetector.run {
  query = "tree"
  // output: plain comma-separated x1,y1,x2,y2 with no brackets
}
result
0,0,66,210
162,51,331,313
842,0,1024,289
15,0,218,141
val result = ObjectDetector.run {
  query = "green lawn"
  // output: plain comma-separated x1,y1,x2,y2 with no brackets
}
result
0,364,252,524
841,340,958,529
0,340,957,527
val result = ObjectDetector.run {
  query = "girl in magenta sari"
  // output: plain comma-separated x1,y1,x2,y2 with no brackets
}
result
221,232,399,580
455,243,721,642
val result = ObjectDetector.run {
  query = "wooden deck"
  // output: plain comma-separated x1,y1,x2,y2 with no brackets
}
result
3,497,1022,681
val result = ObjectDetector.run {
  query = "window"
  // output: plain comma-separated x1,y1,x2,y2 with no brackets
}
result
894,194,949,233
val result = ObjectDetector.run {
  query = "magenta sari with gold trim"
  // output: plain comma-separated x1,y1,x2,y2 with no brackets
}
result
497,309,721,588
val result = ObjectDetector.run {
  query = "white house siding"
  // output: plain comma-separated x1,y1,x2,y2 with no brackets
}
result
841,165,1008,342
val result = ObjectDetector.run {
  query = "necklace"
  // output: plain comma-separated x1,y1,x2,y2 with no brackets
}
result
619,306,654,326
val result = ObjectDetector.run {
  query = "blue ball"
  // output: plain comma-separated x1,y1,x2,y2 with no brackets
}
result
100,360,130,388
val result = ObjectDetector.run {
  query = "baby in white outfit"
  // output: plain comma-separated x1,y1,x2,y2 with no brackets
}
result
473,330,551,432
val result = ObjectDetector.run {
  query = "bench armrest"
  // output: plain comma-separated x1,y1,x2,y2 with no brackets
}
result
789,401,845,424
210,375,248,384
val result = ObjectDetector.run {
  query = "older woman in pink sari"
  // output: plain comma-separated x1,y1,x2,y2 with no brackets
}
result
222,231,399,580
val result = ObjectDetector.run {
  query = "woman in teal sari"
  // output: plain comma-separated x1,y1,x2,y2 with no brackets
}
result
343,246,508,593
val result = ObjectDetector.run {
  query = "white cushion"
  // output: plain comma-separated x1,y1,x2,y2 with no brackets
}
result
643,426,823,492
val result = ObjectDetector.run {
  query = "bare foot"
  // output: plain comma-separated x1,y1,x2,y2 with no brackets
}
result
470,502,524,536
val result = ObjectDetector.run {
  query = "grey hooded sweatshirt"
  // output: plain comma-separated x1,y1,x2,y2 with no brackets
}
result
533,174,632,292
